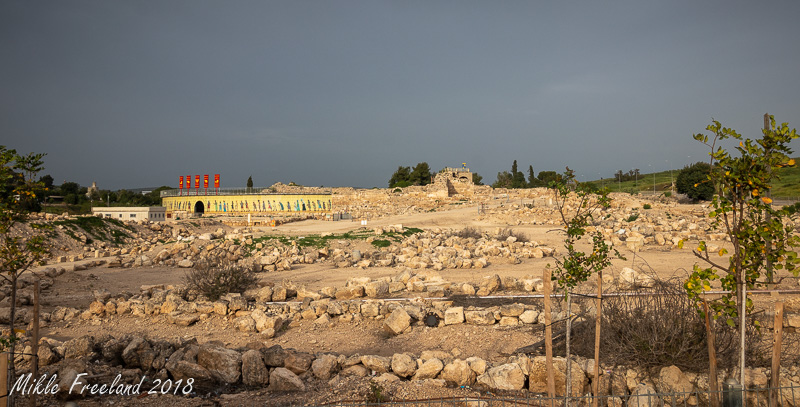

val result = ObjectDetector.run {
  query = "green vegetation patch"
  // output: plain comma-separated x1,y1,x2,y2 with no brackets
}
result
371,239,391,248
381,227,424,243
52,216,132,245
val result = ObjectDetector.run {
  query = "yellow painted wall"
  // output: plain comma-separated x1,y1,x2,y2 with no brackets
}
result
162,194,332,214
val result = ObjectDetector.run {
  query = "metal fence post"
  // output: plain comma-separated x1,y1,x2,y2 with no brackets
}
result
723,378,743,407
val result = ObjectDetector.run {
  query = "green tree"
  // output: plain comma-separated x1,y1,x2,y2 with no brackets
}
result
492,171,513,188
39,174,54,190
388,166,411,188
537,170,559,185
246,175,253,190
506,160,526,188
64,193,80,205
472,172,483,185
0,146,49,399
143,186,171,206
685,116,800,384
60,181,80,197
409,162,432,186
526,165,536,187
510,160,526,188
676,162,714,201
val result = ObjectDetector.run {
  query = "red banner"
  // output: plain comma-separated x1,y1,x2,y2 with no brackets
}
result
214,174,220,188
186,175,191,189
204,174,209,189
179,176,183,189
195,175,200,189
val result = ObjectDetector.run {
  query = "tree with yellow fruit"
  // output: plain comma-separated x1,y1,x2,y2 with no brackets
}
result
686,116,800,385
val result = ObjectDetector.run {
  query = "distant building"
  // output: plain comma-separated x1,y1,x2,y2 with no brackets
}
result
91,206,166,222
432,167,475,196
86,181,98,198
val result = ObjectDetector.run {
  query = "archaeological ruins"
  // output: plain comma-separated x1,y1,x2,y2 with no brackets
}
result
2,181,799,406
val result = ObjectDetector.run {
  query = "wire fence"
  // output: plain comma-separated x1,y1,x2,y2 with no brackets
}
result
159,187,333,197
317,384,800,407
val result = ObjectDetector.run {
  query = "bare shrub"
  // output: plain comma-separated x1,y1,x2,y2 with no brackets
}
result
567,280,767,371
496,228,529,243
455,226,482,239
184,260,258,301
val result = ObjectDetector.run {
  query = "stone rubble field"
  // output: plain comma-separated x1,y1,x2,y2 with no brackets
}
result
3,187,800,406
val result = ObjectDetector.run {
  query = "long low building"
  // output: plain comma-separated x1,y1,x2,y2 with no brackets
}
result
91,206,167,222
160,188,332,218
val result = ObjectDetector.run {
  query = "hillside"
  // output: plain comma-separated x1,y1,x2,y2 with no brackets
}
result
590,160,800,199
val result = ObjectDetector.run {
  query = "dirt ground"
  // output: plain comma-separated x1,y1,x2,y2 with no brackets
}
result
19,199,800,406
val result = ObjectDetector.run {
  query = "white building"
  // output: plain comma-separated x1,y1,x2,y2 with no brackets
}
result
91,206,166,222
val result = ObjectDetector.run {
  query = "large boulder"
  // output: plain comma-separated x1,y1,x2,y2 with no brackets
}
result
466,357,487,375
241,349,269,386
236,316,257,332
656,365,693,403
618,267,655,289
251,309,283,332
341,365,369,377
444,307,465,325
261,345,287,367
296,287,321,301
198,343,242,384
38,343,60,366
465,310,495,325
391,353,417,378
412,358,443,380
383,308,411,335
335,286,364,300
121,337,155,369
476,363,526,391
63,336,95,360
284,351,314,375
628,383,662,407
311,354,339,380
365,281,389,297
56,359,88,400
254,286,273,302
500,303,525,317
440,359,476,387
360,302,380,317
529,356,586,396
361,355,391,374
478,274,501,295
169,360,214,383
269,367,305,391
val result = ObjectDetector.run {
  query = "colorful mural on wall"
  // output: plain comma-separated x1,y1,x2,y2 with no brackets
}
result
162,193,332,215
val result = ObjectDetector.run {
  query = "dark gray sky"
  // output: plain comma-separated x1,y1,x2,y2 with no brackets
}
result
2,1,799,189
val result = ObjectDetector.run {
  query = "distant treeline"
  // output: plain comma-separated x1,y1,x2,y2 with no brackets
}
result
614,169,641,182
36,175,169,214
492,160,560,189
389,163,484,188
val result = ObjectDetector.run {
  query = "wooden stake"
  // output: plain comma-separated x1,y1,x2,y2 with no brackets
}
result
770,302,783,407
704,301,719,407
592,271,602,407
544,267,555,399
29,280,39,407
0,351,7,407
